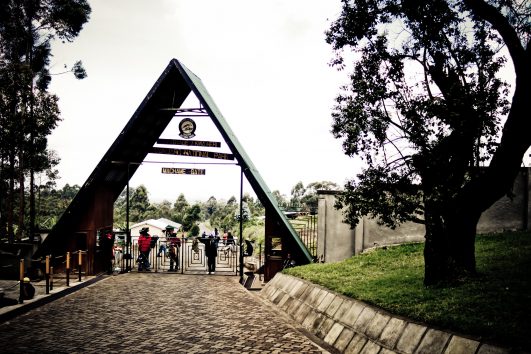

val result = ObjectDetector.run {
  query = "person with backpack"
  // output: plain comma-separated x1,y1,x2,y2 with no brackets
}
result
166,225,180,271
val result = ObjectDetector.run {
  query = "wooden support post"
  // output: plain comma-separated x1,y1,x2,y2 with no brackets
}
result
18,259,24,304
50,266,54,291
78,250,82,282
66,252,70,286
45,255,50,294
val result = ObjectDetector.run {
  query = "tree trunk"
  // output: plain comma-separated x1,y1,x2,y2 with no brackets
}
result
446,209,481,276
0,158,5,237
7,152,15,244
17,150,24,240
422,190,452,286
29,168,35,241
423,189,483,286
423,212,450,286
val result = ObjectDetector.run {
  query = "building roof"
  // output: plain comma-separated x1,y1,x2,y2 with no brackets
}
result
130,218,181,234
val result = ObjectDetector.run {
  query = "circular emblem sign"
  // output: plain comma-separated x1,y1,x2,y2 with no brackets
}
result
178,118,196,139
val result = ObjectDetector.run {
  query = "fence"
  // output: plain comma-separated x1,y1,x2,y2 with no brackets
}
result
289,214,318,259
0,251,90,306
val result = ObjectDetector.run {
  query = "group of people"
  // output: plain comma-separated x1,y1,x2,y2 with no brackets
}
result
135,226,254,274
137,225,180,271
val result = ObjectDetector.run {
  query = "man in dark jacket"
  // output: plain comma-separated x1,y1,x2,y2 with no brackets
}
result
201,234,219,274
100,230,115,274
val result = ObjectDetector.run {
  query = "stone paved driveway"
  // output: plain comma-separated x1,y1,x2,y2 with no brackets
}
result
0,273,331,353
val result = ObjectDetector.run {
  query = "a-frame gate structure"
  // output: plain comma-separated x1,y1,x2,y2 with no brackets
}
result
35,59,313,281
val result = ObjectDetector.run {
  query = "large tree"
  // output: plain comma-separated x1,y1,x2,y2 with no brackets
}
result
327,0,530,285
301,181,339,212
129,185,151,222
0,0,90,241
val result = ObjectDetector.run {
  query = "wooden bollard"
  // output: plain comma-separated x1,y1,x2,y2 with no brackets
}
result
18,259,24,304
45,255,50,294
66,252,70,286
78,250,82,282
50,266,54,291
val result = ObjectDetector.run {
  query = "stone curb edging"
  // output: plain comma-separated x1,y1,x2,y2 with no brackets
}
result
259,273,512,354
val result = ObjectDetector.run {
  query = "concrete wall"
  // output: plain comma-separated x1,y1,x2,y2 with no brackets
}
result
477,168,530,233
318,168,531,263
317,193,357,263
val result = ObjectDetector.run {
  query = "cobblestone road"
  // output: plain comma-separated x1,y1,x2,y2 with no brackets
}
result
0,273,330,353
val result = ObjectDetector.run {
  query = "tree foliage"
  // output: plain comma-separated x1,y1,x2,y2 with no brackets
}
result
182,203,202,232
288,181,339,212
0,0,91,241
327,0,530,284
35,183,80,229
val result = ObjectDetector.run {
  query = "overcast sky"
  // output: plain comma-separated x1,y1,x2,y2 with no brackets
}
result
47,0,364,203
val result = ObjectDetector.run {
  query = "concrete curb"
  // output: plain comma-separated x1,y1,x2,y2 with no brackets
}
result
0,274,107,323
260,273,515,354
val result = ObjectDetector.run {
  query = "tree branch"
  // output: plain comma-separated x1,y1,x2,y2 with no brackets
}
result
464,0,526,72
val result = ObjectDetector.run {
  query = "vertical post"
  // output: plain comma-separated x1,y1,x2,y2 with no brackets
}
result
181,235,184,274
126,163,131,272
78,250,82,282
18,259,24,304
239,166,244,280
66,252,70,286
155,240,162,273
50,266,54,291
523,167,529,231
45,255,50,294
259,243,262,282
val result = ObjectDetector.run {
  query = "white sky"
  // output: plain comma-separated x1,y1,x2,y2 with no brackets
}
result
47,0,530,205
47,0,361,203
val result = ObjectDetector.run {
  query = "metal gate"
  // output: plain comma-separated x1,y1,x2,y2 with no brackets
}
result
130,237,239,275
181,237,239,275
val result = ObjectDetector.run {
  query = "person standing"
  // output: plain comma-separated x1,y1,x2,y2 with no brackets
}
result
137,227,152,271
100,229,115,274
166,225,180,271
202,234,218,274
113,243,123,271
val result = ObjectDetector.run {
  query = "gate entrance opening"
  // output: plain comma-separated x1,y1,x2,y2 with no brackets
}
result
34,59,313,281
123,235,242,275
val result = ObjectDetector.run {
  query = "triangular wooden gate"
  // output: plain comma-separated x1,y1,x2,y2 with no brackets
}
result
35,59,312,280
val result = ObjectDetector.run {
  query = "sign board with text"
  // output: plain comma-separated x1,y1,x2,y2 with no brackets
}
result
150,147,234,160
157,138,221,148
161,167,206,175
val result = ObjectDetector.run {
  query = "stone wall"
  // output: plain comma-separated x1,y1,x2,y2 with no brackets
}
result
260,273,510,354
317,168,530,263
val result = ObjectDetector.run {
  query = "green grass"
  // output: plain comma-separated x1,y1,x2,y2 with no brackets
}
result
284,231,531,350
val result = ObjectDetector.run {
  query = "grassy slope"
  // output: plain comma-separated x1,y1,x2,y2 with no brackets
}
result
284,232,531,349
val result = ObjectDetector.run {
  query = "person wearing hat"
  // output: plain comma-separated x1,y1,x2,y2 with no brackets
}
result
137,227,152,271
22,277,35,300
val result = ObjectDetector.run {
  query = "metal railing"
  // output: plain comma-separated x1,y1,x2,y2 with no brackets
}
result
0,250,89,306
290,214,318,259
